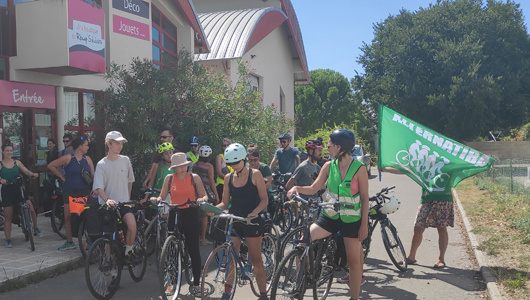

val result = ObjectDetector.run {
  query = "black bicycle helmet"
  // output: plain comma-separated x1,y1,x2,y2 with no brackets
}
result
278,133,292,141
329,129,356,155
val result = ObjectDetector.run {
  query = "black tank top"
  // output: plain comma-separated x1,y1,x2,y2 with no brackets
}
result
228,169,260,217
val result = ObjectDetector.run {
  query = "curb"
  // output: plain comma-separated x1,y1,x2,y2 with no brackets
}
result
0,256,84,293
452,188,503,300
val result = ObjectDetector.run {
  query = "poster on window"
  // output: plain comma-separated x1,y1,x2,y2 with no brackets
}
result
68,0,105,73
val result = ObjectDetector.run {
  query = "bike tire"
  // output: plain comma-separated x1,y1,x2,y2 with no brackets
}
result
270,247,306,300
78,218,94,258
313,238,336,300
381,219,407,272
85,237,122,300
51,198,66,239
248,233,278,296
23,206,35,251
274,202,294,238
362,218,376,262
201,244,238,300
279,226,304,259
159,235,183,300
129,225,147,281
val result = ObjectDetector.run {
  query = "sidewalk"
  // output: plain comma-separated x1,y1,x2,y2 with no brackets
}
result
0,215,82,287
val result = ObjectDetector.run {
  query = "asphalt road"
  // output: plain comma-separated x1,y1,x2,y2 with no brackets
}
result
1,171,486,299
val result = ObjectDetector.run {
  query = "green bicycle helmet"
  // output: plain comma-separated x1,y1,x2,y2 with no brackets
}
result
158,142,174,153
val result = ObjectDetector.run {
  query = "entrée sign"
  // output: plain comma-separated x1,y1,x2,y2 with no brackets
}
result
0,80,56,109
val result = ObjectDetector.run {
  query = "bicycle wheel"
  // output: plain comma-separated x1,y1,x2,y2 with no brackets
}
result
22,206,35,251
159,235,183,300
270,248,307,300
362,219,376,261
274,203,293,238
201,244,238,300
51,198,66,239
263,233,278,287
279,226,304,259
313,238,336,300
78,218,94,258
129,226,147,281
381,219,407,272
85,237,122,300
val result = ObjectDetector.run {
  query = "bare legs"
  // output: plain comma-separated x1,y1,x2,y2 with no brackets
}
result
406,224,448,266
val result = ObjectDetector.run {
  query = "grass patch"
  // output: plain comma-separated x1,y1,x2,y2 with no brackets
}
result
456,177,530,300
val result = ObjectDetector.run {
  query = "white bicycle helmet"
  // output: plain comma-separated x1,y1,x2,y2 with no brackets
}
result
379,196,400,215
199,145,213,158
224,143,246,163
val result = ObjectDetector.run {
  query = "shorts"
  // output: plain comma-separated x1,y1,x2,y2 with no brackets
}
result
1,184,23,207
232,216,264,238
315,214,362,238
62,190,90,204
414,201,454,228
119,206,134,219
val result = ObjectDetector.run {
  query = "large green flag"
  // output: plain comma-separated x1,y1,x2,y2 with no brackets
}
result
378,104,494,192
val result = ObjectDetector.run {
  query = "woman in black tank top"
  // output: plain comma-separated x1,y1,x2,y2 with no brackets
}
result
216,143,270,300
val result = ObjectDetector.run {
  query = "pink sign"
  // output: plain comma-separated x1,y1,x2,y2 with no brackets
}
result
113,15,150,41
0,80,56,109
68,0,105,73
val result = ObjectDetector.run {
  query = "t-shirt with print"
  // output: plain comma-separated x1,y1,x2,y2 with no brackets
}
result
274,147,300,174
291,160,321,199
93,155,135,204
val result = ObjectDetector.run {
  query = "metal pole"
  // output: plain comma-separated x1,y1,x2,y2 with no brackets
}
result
510,159,513,193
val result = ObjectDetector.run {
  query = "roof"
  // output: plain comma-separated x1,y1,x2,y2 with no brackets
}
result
173,0,210,53
194,7,287,61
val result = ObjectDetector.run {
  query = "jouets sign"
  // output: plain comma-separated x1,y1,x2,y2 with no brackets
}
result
113,15,150,41
0,80,56,109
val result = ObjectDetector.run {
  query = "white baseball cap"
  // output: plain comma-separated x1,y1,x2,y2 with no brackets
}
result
105,131,127,142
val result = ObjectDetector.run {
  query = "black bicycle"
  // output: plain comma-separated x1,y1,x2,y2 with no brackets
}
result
84,201,147,300
269,172,294,237
5,176,37,251
49,178,66,239
362,186,407,272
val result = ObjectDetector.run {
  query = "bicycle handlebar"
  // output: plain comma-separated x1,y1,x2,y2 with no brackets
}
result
156,198,198,209
370,186,396,201
140,187,161,195
290,194,356,211
212,213,259,225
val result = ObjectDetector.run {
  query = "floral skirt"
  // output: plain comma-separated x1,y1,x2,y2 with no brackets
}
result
414,201,454,228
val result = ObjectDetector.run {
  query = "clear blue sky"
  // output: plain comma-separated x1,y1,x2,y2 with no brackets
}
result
291,0,530,80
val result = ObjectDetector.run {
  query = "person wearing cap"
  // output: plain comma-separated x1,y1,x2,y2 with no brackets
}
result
151,152,208,297
186,136,200,165
270,133,300,174
142,129,178,188
93,131,137,261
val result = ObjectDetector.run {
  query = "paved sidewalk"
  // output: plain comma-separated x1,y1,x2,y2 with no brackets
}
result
0,215,81,286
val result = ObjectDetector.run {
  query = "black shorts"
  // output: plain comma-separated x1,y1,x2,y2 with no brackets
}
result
315,214,362,238
232,216,264,238
119,206,134,219
1,184,23,207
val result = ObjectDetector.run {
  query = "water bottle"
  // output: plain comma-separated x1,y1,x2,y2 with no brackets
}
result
118,229,125,244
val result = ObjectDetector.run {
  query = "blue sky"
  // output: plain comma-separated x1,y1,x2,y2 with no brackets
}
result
290,0,530,80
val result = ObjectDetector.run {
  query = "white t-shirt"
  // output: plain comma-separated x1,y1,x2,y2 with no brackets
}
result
93,155,135,204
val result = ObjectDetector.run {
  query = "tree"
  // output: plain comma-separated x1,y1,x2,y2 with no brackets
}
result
294,69,361,138
355,0,530,141
98,51,293,194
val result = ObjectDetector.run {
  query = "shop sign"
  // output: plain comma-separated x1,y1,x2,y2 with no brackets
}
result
68,0,105,73
113,15,150,41
112,0,149,19
0,80,56,109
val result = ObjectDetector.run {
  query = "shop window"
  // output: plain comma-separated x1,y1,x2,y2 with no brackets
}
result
152,6,177,67
0,57,6,80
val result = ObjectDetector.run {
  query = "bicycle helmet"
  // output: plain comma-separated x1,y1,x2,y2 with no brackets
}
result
224,143,246,163
278,133,292,141
329,129,356,155
379,196,400,215
305,139,323,151
189,136,200,144
158,142,174,153
199,145,213,158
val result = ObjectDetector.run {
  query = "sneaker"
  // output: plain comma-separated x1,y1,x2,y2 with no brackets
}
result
189,285,201,297
58,241,76,250
220,292,231,300
200,239,213,246
6,239,12,248
258,295,269,300
34,228,43,237
337,274,366,285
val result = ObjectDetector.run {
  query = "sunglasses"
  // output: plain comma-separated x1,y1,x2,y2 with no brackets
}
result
191,144,199,147
160,136,172,139
63,140,71,143
248,158,259,163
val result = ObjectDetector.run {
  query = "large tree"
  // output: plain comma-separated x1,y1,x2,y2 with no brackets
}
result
355,0,530,141
294,69,359,138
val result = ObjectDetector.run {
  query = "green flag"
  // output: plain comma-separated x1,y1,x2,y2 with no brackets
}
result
378,104,494,192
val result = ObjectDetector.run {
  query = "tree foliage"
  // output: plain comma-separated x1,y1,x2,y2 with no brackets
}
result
98,51,293,192
355,0,530,141
294,69,361,138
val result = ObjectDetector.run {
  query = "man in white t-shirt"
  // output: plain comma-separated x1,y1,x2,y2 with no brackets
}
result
93,131,137,261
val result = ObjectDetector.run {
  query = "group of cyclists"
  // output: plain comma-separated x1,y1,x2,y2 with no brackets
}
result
1,127,368,300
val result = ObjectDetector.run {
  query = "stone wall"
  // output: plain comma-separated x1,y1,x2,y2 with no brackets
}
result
465,141,530,160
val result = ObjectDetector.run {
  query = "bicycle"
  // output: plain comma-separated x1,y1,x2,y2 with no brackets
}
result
270,194,347,300
84,201,148,300
158,199,197,300
269,172,294,237
137,188,164,259
362,186,407,272
5,175,37,251
200,209,278,299
49,178,66,239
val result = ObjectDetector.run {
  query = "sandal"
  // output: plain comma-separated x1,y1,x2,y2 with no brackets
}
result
397,258,417,265
433,261,446,268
